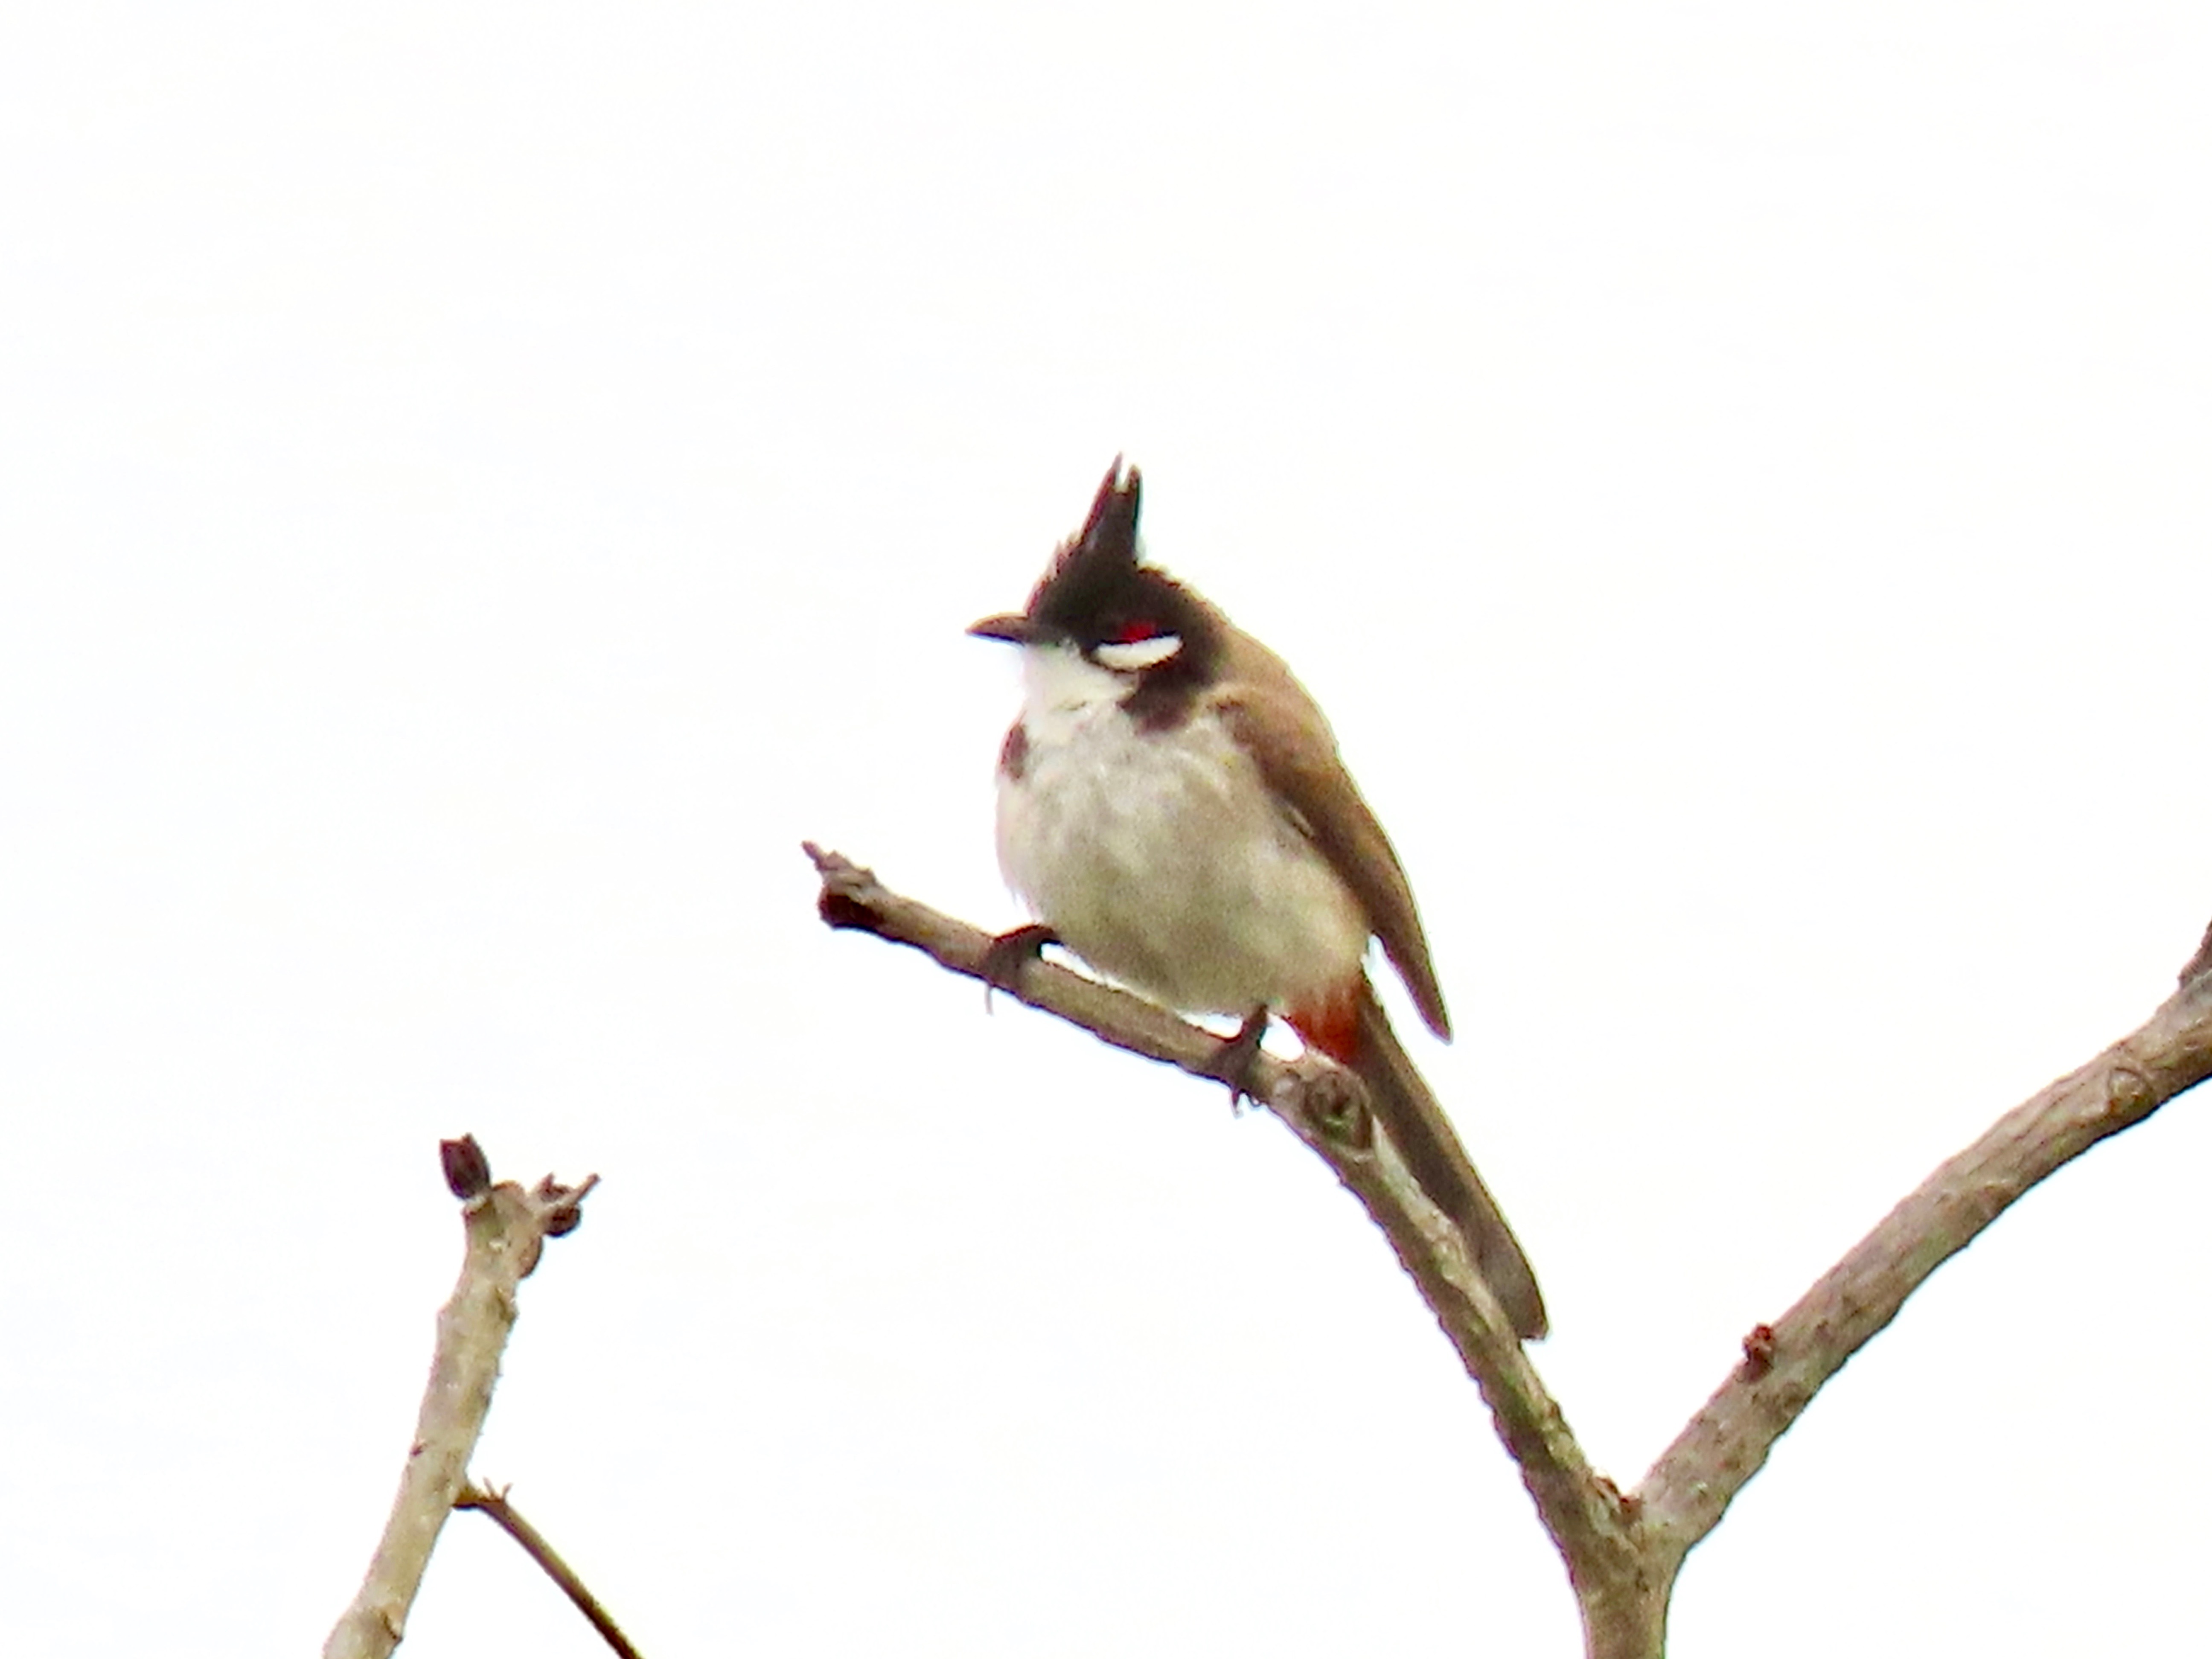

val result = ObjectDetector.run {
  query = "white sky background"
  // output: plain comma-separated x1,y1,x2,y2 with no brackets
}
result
2,4,2207,1655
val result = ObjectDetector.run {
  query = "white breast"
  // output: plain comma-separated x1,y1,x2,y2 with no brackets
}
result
995,643,1369,1018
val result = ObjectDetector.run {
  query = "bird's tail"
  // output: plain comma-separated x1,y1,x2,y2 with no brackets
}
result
1350,981,1548,1340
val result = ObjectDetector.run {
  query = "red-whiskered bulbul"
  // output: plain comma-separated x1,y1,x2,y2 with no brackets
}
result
969,461,1548,1341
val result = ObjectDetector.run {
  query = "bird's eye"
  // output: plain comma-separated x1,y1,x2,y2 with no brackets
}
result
1093,632,1184,672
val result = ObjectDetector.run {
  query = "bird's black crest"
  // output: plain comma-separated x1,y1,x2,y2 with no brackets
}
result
1025,460,1145,633
1023,459,1223,728
1027,461,1211,654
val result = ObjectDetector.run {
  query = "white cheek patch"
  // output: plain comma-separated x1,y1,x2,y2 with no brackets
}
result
1092,634,1184,672
1022,643,1129,731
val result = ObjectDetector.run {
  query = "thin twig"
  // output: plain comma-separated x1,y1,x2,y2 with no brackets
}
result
457,1483,645,1659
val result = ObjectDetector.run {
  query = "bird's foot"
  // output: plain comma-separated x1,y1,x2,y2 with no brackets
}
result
1202,1007,1272,1113
979,923,1059,1009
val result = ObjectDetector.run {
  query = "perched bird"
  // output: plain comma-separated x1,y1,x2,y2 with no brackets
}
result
970,462,1547,1340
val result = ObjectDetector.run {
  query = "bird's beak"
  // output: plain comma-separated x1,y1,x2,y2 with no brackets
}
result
968,612,1047,645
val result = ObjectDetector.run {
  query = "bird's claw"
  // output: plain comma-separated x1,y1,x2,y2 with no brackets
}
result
1202,1007,1272,1113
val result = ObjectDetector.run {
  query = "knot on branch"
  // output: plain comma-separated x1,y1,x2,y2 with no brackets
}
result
2104,1065,2154,1121
1281,1059,1375,1151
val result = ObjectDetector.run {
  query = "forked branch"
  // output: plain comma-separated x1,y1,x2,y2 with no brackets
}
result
808,841,2212,1658
322,1139,598,1659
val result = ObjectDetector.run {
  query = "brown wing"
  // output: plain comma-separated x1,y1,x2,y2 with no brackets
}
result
1211,623,1452,1041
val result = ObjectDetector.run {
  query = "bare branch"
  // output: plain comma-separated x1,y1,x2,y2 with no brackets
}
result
1635,968,2212,1566
806,844,1631,1588
322,1142,599,1659
809,841,1257,1085
456,1483,645,1659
